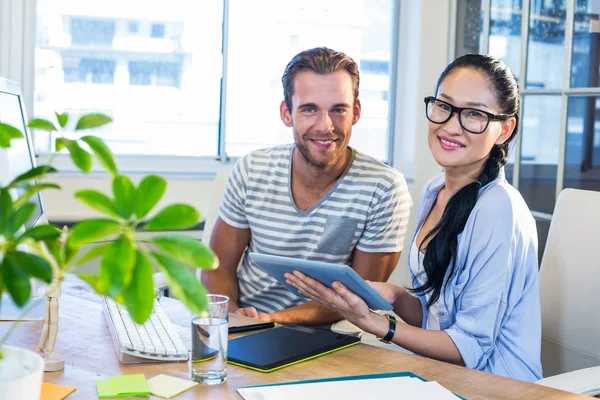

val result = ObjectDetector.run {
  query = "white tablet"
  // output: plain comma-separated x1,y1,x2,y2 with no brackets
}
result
248,252,393,311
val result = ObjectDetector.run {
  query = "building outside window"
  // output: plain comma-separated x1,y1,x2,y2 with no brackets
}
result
33,0,398,164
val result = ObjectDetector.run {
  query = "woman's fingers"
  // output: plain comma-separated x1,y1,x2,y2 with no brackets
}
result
332,281,369,310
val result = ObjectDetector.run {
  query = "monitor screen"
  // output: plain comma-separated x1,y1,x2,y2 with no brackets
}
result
0,89,43,228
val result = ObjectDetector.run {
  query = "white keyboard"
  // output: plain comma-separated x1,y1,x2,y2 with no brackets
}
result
102,296,189,363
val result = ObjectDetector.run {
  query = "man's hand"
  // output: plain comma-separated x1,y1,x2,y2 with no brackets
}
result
233,307,272,322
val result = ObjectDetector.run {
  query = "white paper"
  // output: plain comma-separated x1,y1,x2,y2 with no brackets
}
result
237,376,459,400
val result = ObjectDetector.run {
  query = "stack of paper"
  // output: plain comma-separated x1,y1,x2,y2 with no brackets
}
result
40,382,76,400
238,373,460,400
96,374,151,398
147,374,198,399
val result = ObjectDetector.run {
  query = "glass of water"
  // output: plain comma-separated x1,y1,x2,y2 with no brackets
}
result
191,294,229,385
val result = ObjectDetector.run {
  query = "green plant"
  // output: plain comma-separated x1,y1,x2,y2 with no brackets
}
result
0,112,217,332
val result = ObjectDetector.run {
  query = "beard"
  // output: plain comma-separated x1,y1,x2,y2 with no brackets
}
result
294,133,348,168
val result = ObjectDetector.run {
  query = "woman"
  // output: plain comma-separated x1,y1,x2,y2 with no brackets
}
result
286,54,542,382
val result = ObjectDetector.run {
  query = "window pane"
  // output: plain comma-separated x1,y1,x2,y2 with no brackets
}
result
224,0,395,162
519,96,562,214
526,0,567,89
455,0,484,56
571,0,600,88
34,0,223,157
564,96,600,190
489,0,522,80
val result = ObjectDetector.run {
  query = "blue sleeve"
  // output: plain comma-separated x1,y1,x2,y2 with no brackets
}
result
444,202,516,370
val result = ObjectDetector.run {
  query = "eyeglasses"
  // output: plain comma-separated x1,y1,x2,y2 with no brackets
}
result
424,96,512,134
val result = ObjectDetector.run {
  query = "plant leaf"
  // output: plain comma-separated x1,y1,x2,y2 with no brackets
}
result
3,254,32,307
68,219,123,247
0,188,13,228
13,251,53,283
123,251,154,324
113,175,136,219
56,137,67,151
98,236,136,296
43,238,61,264
80,136,118,176
152,234,217,269
27,118,57,132
135,175,166,219
75,113,112,131
143,204,200,231
75,190,122,218
9,165,58,187
13,183,61,209
55,112,68,128
152,252,209,316
5,203,36,237
65,139,92,173
78,274,105,295
75,242,111,266
19,224,61,241
0,122,24,148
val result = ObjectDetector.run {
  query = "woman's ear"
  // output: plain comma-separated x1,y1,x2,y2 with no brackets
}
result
495,116,516,145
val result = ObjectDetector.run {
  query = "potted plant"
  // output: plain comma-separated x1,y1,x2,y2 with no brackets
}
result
0,113,217,399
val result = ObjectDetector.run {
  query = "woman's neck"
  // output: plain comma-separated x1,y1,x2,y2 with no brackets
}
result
443,158,488,198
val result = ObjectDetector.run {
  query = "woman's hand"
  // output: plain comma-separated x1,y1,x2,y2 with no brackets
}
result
284,271,376,328
366,281,404,306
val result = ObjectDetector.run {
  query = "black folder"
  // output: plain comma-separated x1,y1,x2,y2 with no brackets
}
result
228,325,361,373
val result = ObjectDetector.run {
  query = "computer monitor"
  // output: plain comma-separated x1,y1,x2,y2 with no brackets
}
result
0,77,47,228
0,77,49,320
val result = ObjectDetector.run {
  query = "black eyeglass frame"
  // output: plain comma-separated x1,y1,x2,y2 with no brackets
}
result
423,96,513,134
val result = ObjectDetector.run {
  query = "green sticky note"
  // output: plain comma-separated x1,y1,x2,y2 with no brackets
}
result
96,374,151,398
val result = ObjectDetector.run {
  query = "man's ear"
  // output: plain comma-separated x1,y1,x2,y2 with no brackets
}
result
280,100,293,127
352,99,361,125
495,116,516,145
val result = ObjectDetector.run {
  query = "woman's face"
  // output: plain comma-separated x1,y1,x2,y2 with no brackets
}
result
427,68,515,170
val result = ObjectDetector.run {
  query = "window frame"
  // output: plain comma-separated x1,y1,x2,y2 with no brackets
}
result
10,0,401,176
476,0,600,200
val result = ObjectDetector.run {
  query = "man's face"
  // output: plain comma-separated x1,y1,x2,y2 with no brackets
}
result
280,71,361,168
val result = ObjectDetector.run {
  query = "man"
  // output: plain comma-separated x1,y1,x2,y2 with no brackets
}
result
202,47,412,325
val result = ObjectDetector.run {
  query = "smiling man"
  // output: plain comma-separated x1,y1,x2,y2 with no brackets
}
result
202,47,412,325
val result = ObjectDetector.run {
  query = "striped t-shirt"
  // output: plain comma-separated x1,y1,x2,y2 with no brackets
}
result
218,144,412,314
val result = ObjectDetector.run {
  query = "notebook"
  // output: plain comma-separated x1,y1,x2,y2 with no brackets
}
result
237,372,462,400
228,325,360,373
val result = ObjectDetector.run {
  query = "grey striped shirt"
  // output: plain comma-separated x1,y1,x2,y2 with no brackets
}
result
218,144,412,314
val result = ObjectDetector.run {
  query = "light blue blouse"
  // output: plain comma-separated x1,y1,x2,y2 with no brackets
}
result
408,170,542,382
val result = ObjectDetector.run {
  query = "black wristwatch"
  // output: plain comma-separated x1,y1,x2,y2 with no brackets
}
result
377,314,397,344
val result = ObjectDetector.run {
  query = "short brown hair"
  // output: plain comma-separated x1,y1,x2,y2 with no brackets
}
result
281,47,360,110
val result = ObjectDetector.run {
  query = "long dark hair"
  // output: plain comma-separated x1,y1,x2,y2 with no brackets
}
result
414,54,520,308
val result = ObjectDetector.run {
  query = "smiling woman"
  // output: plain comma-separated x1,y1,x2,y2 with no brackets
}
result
286,53,543,383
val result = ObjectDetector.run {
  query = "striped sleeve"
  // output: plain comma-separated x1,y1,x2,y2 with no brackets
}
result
356,175,412,253
218,155,250,229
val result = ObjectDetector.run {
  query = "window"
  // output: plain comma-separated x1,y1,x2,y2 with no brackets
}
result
151,23,165,38
459,0,600,260
63,58,116,84
224,0,396,161
128,61,182,88
33,0,398,163
128,22,139,34
70,18,115,46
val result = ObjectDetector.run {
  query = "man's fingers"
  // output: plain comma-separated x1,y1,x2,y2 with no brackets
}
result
235,307,260,319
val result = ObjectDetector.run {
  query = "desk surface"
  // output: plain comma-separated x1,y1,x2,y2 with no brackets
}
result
0,278,590,400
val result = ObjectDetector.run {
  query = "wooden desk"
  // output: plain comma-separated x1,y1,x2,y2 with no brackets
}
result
0,278,590,400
